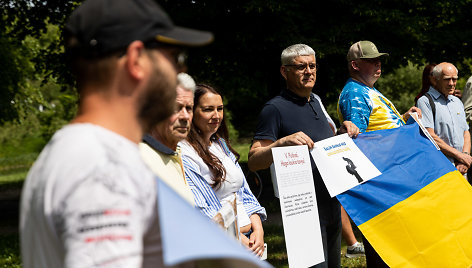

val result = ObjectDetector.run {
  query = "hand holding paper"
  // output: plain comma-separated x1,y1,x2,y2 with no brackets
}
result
409,112,440,150
338,121,360,138
277,131,314,149
403,106,422,122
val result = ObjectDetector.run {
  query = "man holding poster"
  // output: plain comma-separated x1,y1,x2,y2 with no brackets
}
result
337,40,422,267
248,44,359,267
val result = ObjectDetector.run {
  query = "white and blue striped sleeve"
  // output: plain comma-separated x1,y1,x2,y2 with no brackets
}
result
239,175,267,221
182,155,221,219
233,159,267,222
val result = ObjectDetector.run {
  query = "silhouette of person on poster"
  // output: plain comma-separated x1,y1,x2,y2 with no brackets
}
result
343,157,363,183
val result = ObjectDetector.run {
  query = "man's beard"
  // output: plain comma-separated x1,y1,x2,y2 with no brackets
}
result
138,61,177,133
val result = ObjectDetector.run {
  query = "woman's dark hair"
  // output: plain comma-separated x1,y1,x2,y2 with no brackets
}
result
186,83,240,189
415,63,437,105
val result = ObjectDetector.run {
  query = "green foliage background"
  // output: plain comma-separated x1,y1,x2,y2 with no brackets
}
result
0,23,77,157
158,0,472,133
1,0,472,156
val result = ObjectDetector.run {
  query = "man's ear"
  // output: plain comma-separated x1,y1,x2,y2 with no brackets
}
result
351,60,360,71
125,40,146,81
280,66,287,80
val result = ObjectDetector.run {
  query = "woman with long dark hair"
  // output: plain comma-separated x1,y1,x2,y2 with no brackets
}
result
414,63,437,105
180,84,266,256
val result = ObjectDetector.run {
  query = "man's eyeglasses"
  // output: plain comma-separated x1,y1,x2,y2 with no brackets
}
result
284,63,318,72
144,40,187,70
117,40,187,70
166,49,187,70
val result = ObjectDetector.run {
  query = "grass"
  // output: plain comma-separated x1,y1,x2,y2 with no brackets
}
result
0,154,32,268
0,222,364,268
0,235,21,268
0,171,27,191
233,140,251,163
0,224,366,268
0,153,38,172
0,143,366,267
0,173,23,267
0,153,36,192
262,213,366,267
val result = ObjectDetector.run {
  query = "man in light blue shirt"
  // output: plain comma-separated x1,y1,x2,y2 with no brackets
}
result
417,62,472,175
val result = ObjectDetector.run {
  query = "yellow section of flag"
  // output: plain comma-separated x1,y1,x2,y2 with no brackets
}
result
359,171,472,268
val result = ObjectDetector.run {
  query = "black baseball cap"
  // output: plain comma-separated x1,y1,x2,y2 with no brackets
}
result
64,0,214,58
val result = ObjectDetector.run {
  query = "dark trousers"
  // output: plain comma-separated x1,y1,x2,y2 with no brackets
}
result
311,200,342,268
467,167,472,185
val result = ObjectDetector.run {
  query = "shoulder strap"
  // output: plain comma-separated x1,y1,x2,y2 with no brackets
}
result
425,93,436,123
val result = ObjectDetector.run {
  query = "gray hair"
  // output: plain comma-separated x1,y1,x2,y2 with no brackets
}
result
281,44,316,65
431,63,458,81
177,73,196,92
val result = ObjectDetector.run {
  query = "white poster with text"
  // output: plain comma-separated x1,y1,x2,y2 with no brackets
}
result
271,145,324,268
311,133,381,197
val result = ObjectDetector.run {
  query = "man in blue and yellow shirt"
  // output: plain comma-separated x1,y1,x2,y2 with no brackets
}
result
337,40,422,267
338,40,421,133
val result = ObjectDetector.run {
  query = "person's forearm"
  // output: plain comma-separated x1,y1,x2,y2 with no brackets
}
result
249,213,264,256
240,233,250,247
250,214,263,233
249,133,314,171
239,223,251,234
433,134,462,159
248,139,284,171
462,130,471,154
428,128,465,160
248,147,274,171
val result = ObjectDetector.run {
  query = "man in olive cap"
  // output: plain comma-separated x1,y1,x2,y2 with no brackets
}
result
337,40,421,267
19,0,213,267
338,40,421,133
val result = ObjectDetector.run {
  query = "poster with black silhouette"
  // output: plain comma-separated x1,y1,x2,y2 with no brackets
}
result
311,133,381,197
343,157,363,183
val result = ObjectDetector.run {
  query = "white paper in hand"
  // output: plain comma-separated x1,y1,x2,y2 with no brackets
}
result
271,145,324,268
311,133,381,197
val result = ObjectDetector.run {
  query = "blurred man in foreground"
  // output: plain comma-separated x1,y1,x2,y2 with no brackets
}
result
19,0,213,267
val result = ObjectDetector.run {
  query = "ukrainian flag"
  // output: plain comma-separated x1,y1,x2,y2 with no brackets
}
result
338,123,472,267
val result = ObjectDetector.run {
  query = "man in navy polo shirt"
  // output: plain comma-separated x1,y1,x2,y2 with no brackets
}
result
248,44,359,267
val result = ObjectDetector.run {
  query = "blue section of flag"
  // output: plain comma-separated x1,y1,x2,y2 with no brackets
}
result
337,123,456,226
156,178,272,267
